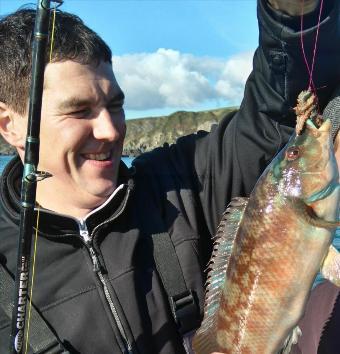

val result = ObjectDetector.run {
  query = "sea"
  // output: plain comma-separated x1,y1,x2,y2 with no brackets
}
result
0,155,13,172
0,155,133,172
0,155,338,285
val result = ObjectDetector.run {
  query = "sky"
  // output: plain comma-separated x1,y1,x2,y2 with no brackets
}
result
0,0,258,119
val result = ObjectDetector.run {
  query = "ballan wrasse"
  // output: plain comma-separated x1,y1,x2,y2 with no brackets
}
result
192,92,340,354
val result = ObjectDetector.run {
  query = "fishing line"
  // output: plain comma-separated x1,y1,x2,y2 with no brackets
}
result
24,208,40,354
23,3,58,352
49,5,57,62
299,0,325,97
308,0,324,90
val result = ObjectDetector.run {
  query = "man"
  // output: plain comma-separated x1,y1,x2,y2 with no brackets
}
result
0,1,339,354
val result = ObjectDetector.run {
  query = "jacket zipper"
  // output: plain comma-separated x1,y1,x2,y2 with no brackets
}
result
79,219,133,353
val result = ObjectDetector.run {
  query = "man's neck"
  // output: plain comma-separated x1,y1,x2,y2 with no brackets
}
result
36,184,115,219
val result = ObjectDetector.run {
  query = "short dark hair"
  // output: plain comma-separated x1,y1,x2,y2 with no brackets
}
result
0,8,112,115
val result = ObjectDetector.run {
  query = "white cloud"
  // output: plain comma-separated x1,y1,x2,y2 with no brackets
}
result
112,49,253,111
215,52,254,102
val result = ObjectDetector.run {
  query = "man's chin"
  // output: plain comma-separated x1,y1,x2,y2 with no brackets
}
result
90,184,117,199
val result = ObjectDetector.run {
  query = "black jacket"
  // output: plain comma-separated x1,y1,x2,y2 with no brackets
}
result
1,1,339,353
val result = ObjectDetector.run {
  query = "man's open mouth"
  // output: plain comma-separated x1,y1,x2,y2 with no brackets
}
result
82,151,112,161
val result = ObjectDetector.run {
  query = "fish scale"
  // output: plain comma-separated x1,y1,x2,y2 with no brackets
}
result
193,118,340,354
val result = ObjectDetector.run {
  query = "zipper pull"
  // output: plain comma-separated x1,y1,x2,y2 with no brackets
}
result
80,230,89,241
89,246,100,272
79,219,90,242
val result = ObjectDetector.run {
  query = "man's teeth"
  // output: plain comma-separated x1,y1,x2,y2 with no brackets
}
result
84,152,111,161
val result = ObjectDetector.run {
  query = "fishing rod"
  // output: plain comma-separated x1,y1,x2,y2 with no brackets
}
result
10,1,63,353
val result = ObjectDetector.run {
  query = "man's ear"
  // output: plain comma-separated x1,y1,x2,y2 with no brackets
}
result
0,101,26,151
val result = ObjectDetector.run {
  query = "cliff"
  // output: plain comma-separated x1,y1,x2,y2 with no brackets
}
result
123,107,236,156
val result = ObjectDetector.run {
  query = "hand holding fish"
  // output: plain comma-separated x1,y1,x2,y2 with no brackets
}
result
192,93,340,354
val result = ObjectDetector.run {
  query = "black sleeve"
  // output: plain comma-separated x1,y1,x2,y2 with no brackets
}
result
193,0,340,235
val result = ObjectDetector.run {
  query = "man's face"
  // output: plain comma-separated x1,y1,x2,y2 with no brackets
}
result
31,60,126,216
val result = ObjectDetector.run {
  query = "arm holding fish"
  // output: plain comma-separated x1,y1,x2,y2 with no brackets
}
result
136,3,340,352
192,0,339,237
191,1,340,353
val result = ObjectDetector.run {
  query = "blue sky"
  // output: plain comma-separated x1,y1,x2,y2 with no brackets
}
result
0,0,258,119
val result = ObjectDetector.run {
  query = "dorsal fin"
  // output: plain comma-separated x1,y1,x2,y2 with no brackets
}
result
192,197,248,354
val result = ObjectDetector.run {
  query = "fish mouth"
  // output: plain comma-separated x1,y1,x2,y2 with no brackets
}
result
306,118,332,132
304,118,338,203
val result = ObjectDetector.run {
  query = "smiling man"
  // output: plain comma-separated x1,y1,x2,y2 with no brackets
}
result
0,1,339,354
2,51,126,217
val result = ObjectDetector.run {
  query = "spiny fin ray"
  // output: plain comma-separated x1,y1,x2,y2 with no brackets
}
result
280,326,302,354
192,197,248,354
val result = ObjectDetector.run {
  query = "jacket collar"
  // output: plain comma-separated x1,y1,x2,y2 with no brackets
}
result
0,155,135,237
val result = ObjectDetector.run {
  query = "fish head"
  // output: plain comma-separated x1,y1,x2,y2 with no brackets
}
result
270,119,339,220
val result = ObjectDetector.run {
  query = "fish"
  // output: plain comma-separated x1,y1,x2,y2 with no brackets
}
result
192,109,340,353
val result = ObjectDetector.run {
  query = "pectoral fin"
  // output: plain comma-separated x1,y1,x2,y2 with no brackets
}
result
321,245,340,287
280,326,302,354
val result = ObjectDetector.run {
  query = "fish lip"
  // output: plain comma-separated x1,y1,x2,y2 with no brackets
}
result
305,118,331,132
318,118,332,132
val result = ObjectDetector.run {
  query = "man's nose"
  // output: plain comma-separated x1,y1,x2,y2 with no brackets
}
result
92,109,124,142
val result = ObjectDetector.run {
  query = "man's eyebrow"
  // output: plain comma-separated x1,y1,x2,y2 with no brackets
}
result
58,97,92,111
58,91,125,111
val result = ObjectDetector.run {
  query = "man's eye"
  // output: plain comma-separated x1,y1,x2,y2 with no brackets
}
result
70,109,91,117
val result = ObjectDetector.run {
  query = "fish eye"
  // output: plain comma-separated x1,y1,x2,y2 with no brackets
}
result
286,146,300,161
